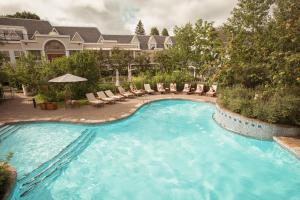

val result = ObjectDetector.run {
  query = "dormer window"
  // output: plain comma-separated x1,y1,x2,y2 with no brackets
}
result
149,43,156,50
165,43,172,49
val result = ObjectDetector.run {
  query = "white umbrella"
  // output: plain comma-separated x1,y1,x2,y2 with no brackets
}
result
49,73,87,83
115,69,120,86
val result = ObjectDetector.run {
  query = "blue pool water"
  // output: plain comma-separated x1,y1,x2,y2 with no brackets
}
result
0,100,299,200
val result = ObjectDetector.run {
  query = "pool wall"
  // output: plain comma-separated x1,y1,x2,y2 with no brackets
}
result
213,104,300,140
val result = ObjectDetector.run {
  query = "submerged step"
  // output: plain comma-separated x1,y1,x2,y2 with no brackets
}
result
15,128,96,198
0,125,10,133
0,125,21,142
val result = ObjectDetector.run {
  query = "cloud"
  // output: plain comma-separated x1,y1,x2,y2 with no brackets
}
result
0,0,237,34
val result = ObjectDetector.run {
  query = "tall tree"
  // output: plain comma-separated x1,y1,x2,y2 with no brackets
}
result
269,0,300,86
193,19,222,79
171,23,196,66
161,28,169,36
5,11,40,20
150,27,159,35
219,0,274,88
135,20,145,35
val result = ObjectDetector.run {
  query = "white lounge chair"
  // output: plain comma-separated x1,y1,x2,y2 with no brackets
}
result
207,84,217,97
195,84,204,95
86,93,104,107
118,86,135,98
96,91,116,104
144,84,154,94
157,83,166,94
182,83,191,94
130,83,144,96
170,83,177,93
105,90,125,101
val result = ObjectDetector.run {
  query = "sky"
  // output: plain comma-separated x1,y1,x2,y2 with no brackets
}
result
0,0,238,35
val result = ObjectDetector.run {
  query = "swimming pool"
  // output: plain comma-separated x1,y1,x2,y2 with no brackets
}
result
1,100,299,200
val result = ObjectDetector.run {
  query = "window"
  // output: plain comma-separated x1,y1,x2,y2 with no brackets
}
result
149,43,156,50
14,51,23,60
0,51,10,65
28,50,41,60
165,43,172,49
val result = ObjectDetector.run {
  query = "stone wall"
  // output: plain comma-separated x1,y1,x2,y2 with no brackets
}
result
213,104,300,140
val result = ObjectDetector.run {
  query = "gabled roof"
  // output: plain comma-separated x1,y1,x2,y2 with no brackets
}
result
54,26,101,43
101,35,133,43
0,17,52,37
153,35,167,48
0,29,23,40
137,35,150,50
71,32,84,42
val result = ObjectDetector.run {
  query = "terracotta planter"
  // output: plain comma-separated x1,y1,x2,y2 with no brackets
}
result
45,102,58,110
39,103,47,110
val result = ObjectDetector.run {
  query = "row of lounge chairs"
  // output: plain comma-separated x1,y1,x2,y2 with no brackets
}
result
149,83,217,96
85,84,217,106
86,89,128,106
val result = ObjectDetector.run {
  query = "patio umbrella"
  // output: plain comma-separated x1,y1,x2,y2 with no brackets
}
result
115,69,120,86
48,73,87,104
49,73,87,83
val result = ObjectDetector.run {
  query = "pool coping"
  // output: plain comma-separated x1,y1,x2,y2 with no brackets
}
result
273,136,300,160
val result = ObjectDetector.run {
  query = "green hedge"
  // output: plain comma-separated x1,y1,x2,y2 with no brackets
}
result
219,86,300,126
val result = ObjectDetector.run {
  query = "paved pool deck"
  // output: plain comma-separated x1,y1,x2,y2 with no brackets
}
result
274,136,300,159
1,93,299,159
0,93,216,124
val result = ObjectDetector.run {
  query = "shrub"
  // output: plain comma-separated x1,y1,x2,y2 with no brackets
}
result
219,86,300,125
97,83,117,93
0,165,9,199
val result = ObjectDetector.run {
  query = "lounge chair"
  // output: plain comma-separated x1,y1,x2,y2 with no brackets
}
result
182,83,192,94
144,84,154,94
105,90,125,101
118,86,135,98
195,84,205,95
207,84,217,97
86,93,104,107
130,83,144,96
170,83,177,93
96,91,116,104
157,83,166,94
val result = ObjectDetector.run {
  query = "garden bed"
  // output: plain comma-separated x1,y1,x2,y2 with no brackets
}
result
0,164,16,200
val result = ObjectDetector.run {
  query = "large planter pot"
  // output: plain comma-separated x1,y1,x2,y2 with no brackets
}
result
45,102,58,110
39,103,47,110
38,102,58,110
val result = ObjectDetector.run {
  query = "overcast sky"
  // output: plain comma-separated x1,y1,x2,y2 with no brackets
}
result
0,0,238,35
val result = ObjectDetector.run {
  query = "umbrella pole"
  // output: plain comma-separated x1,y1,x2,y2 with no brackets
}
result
65,84,71,108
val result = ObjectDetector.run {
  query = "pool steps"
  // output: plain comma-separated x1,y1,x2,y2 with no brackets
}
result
13,128,96,198
0,125,22,142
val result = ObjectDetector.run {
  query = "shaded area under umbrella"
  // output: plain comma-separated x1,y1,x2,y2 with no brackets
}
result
48,73,87,107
